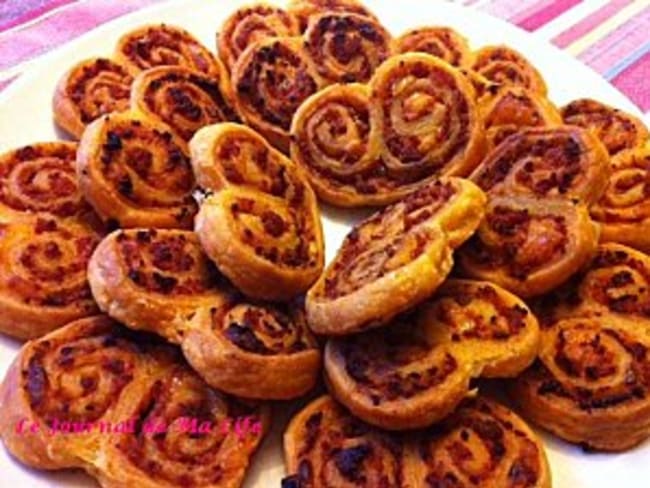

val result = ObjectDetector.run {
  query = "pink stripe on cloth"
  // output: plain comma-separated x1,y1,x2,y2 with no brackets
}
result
479,0,542,22
552,0,632,48
0,74,19,93
518,0,582,32
0,0,79,32
612,52,650,112
0,0,163,71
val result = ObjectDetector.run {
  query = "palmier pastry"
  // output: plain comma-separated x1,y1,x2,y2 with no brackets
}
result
471,45,547,95
88,228,229,343
130,66,238,141
561,98,649,156
287,0,378,31
0,142,91,220
591,147,650,252
478,85,562,151
114,24,222,77
232,37,321,152
0,316,269,487
291,53,485,206
283,395,406,488
459,195,599,298
411,397,552,488
324,279,539,429
191,123,324,301
394,26,471,67
217,4,300,72
469,126,610,205
306,177,486,335
512,313,650,451
53,58,133,139
76,111,197,229
0,216,100,339
303,12,391,85
182,302,321,400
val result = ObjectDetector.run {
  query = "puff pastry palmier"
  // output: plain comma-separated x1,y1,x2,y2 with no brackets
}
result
217,4,300,72
191,123,324,301
394,26,471,67
291,53,485,206
458,195,599,298
182,302,320,400
53,58,133,139
0,217,100,339
282,395,406,488
287,0,378,31
470,126,610,205
479,85,562,151
76,111,197,229
591,147,650,252
306,177,486,335
412,397,551,488
130,66,238,141
0,142,92,220
512,313,650,451
324,279,539,429
561,98,649,156
114,24,221,77
471,45,547,95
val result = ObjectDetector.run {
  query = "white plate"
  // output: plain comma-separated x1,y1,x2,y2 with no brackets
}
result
0,0,648,486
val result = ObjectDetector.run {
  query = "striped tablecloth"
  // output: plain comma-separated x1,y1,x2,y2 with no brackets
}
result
1,0,649,122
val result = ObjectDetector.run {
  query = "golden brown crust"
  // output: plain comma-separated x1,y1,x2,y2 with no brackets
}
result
458,195,600,298
182,303,321,400
114,24,222,76
130,66,239,142
306,177,486,335
393,26,471,67
191,123,324,301
87,228,230,343
561,98,649,156
53,58,133,139
591,146,650,251
287,0,378,31
217,3,301,72
471,45,547,95
76,111,197,229
411,397,552,488
511,314,650,451
291,53,486,206
0,217,100,339
469,126,610,205
324,279,539,429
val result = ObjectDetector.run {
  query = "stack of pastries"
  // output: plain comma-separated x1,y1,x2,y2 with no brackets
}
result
0,0,648,486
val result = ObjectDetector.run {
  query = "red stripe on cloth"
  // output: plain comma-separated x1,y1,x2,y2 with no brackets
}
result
0,0,79,32
0,0,162,71
612,52,650,112
552,0,632,48
518,0,582,32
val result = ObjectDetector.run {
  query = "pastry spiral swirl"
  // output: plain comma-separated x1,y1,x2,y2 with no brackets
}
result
76,111,197,229
192,123,324,301
0,142,91,220
182,302,321,400
291,53,485,206
130,66,238,141
458,195,600,298
217,4,300,72
53,58,133,139
0,217,100,339
114,24,222,77
471,45,547,95
394,26,471,67
287,0,378,31
324,279,539,429
561,98,649,156
306,177,486,335
512,314,650,451
469,126,610,204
